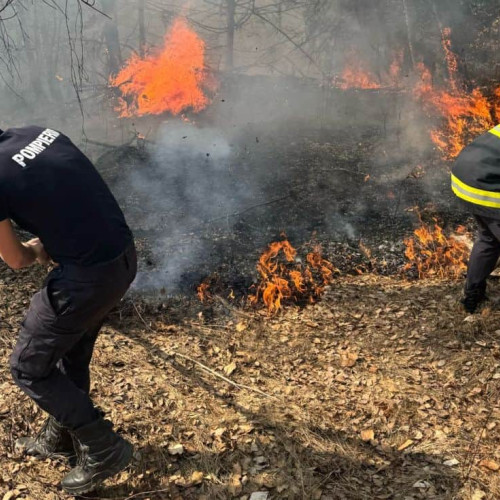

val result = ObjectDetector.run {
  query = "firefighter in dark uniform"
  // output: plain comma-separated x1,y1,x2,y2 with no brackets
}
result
0,126,136,494
452,124,500,313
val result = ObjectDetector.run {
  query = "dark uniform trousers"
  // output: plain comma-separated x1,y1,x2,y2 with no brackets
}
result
10,243,137,430
466,215,500,294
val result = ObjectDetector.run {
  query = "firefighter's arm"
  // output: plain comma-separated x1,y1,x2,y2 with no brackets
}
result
0,219,49,269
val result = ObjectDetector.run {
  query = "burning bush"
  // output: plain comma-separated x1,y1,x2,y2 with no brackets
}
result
249,238,338,315
338,28,500,160
404,217,469,279
411,28,500,160
110,18,215,117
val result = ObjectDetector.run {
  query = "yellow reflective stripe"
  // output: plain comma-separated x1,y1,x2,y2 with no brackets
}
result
489,126,500,139
452,185,500,208
451,174,500,199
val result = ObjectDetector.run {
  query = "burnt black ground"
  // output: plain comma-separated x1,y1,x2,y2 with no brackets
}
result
95,123,472,298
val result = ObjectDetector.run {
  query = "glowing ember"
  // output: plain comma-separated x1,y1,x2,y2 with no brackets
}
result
110,18,214,117
249,238,338,314
404,216,469,279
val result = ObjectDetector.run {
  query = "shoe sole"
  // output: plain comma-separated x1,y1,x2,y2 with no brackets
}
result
61,441,133,495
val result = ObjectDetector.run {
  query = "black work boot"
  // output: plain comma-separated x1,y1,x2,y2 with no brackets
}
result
15,416,74,459
461,286,487,314
61,418,133,495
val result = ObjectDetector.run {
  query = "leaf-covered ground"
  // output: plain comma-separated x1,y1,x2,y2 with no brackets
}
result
1,262,500,500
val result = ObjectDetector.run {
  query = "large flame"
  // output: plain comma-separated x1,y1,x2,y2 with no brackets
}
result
338,29,500,159
412,30,496,160
414,69,494,159
110,19,213,117
249,238,338,314
404,216,469,279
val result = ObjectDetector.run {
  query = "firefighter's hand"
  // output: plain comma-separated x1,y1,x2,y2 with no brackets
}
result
24,238,51,266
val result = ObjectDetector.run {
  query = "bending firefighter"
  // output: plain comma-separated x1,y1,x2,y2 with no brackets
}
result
452,124,500,313
0,126,136,494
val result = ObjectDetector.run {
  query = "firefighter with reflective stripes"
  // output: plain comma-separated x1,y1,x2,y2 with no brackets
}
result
452,124,500,312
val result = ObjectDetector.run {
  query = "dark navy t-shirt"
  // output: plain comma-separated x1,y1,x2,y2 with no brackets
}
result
0,126,132,266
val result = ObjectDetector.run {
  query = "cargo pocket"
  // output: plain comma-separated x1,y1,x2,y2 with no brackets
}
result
46,278,73,317
10,334,55,379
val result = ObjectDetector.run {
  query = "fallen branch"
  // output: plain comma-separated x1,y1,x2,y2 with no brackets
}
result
214,295,257,320
132,302,278,400
202,194,293,225
174,350,277,400
83,139,120,149
316,167,370,177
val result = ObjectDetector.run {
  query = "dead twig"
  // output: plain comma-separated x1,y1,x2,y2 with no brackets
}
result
202,194,293,225
84,487,171,500
131,302,278,400
83,139,120,149
214,294,257,320
173,350,278,400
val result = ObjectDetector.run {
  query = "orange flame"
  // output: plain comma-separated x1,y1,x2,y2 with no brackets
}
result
338,51,402,90
412,28,499,159
338,30,500,160
389,50,404,84
404,216,469,279
110,18,214,117
197,282,211,302
250,238,338,314
413,61,494,160
441,27,459,93
339,66,381,90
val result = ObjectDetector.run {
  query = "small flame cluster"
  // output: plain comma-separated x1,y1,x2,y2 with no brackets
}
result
197,282,211,303
110,19,215,117
404,218,469,279
249,239,338,314
338,51,403,90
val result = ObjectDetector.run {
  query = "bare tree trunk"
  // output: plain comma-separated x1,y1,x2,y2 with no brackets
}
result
226,0,235,72
139,0,146,57
102,0,122,76
402,0,415,70
26,2,45,99
44,14,65,106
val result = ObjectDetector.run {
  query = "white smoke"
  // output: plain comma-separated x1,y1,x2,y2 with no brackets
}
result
128,122,248,293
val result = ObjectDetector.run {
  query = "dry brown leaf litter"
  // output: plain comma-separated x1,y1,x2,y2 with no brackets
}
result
0,265,500,499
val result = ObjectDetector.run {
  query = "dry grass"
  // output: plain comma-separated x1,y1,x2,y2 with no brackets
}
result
1,265,500,499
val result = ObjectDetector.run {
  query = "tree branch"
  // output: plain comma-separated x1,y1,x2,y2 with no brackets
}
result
78,0,111,19
251,6,325,78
